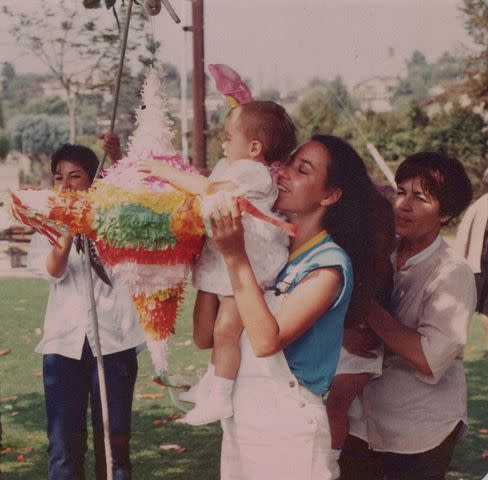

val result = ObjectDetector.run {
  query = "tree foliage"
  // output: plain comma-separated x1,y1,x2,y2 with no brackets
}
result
293,80,487,190
0,129,10,160
390,50,464,107
23,96,69,116
2,0,154,142
461,0,488,110
6,114,69,156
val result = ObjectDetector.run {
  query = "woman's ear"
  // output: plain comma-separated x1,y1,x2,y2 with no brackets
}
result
249,140,263,158
320,187,342,207
440,214,452,226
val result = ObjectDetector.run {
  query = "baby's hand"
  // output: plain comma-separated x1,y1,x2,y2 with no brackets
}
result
139,159,170,177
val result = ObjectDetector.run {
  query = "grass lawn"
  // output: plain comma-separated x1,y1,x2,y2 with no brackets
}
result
1,277,487,479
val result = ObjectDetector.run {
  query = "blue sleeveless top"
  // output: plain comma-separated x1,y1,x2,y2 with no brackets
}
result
278,232,353,395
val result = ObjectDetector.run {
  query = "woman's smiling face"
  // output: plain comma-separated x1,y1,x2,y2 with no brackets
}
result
53,160,92,192
274,140,330,215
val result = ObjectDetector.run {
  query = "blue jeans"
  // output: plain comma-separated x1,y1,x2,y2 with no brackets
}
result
43,339,138,480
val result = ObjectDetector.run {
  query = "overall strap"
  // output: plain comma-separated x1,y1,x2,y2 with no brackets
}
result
274,241,337,295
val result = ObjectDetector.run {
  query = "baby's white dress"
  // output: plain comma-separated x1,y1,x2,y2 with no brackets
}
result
192,158,289,296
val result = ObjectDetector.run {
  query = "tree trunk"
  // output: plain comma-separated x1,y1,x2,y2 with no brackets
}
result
67,94,78,143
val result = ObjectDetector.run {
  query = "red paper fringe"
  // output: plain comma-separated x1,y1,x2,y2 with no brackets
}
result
48,191,96,237
97,236,205,266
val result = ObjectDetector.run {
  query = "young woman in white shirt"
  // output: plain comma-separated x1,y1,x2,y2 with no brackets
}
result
27,143,145,480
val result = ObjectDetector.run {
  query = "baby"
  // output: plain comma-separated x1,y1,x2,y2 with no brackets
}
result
144,101,297,424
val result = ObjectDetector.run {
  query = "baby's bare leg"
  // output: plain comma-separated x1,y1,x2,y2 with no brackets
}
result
326,373,371,450
193,290,219,349
213,296,243,380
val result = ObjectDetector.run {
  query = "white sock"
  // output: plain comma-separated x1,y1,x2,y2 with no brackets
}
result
211,375,234,396
180,375,234,425
205,363,215,378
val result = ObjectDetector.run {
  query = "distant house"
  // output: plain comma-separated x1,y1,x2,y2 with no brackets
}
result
352,76,399,112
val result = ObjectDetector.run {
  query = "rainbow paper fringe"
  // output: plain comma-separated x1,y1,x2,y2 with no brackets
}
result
132,283,185,341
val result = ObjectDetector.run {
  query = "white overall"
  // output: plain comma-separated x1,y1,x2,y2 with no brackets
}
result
220,292,340,480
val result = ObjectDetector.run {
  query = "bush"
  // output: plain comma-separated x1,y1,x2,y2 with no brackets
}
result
6,114,69,155
0,129,10,159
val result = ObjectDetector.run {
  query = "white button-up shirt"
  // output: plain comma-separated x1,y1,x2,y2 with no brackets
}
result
362,236,476,453
27,233,146,359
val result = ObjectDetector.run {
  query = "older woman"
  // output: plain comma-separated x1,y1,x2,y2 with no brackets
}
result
340,151,476,480
193,135,393,479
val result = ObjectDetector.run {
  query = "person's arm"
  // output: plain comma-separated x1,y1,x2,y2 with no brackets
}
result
46,235,73,278
368,256,476,383
141,160,211,195
210,202,342,357
367,300,432,376
193,290,219,349
99,132,123,162
342,326,379,359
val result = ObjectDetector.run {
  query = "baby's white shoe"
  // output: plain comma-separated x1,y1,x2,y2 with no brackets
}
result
179,376,234,426
179,382,199,403
179,363,215,404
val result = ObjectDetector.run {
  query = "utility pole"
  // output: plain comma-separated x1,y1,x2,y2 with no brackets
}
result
179,0,190,162
191,0,206,170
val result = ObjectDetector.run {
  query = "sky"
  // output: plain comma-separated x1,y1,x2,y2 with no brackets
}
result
0,0,476,93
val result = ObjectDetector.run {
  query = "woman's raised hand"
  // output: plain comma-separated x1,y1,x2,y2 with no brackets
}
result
99,132,122,162
207,192,245,259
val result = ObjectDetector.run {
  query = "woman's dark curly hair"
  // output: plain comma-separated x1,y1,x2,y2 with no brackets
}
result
311,135,395,327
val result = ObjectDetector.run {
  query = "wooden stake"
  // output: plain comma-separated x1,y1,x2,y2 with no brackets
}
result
191,0,207,170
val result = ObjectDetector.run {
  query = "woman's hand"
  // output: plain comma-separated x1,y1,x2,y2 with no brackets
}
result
208,192,245,260
99,132,122,162
343,325,379,358
46,234,73,278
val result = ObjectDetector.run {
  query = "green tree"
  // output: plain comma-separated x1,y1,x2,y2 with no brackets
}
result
6,114,69,155
391,50,464,107
2,1,153,142
461,0,488,110
23,96,69,116
1,61,16,83
3,73,49,119
0,129,10,159
0,98,4,129
293,76,358,142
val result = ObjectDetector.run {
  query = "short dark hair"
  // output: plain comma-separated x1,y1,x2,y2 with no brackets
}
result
51,144,99,181
231,101,297,163
395,151,473,224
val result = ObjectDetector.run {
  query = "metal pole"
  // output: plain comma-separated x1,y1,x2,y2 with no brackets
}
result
81,240,113,480
180,0,189,162
97,0,134,176
191,0,206,170
83,2,134,479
